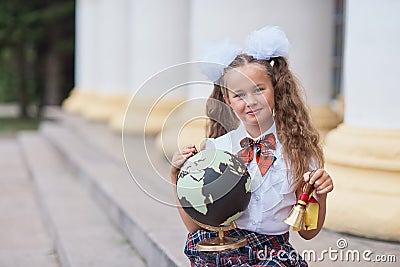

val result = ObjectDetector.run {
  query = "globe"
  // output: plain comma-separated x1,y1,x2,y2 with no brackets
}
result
176,149,251,227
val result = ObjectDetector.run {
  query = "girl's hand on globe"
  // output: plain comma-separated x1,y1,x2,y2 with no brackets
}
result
170,144,198,183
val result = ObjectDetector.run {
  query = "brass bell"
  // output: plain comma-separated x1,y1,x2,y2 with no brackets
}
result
284,203,306,230
284,172,316,231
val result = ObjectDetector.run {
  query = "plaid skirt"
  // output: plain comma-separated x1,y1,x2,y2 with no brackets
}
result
184,228,308,267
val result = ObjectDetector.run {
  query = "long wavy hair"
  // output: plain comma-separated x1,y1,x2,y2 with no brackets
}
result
206,54,324,191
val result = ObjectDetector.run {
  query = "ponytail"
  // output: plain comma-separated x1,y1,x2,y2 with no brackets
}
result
272,57,324,190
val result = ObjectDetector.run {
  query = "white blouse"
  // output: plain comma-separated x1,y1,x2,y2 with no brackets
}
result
205,123,296,235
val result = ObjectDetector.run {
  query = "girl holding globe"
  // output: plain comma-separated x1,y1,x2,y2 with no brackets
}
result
170,25,334,266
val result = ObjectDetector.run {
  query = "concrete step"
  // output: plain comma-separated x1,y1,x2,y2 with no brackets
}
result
44,106,126,164
39,121,190,267
0,136,59,267
18,132,147,267
44,107,173,204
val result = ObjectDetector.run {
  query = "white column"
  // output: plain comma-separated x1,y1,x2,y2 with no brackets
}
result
97,0,130,95
128,0,189,96
74,0,99,90
115,0,190,134
67,0,191,125
324,0,400,241
63,0,101,114
78,0,131,121
343,0,400,129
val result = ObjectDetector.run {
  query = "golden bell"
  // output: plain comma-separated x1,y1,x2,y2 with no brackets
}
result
284,204,306,230
284,172,317,231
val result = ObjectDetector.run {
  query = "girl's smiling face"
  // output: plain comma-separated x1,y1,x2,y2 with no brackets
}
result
223,63,274,137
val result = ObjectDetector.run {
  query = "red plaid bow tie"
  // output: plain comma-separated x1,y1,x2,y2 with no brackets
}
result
236,133,277,176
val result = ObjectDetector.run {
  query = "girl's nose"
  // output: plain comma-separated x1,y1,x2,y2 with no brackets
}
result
246,95,257,106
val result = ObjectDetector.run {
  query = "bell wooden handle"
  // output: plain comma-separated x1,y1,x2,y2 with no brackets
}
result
298,170,317,205
302,182,314,195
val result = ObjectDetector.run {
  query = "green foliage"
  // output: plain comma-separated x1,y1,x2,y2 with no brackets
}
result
0,1,44,47
0,0,75,116
0,48,17,102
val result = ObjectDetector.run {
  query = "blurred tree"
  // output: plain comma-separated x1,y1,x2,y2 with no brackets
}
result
0,0,74,118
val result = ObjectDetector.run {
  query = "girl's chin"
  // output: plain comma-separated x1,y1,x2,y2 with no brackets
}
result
245,115,271,122
243,117,273,127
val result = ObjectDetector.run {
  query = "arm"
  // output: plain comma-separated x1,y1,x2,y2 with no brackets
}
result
297,169,333,240
170,144,202,233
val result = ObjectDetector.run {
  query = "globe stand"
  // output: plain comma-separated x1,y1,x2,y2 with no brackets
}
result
193,220,247,251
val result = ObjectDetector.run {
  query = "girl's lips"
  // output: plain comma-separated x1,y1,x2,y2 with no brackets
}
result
247,108,262,115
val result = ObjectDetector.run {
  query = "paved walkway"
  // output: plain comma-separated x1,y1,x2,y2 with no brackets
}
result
0,136,59,267
0,107,399,266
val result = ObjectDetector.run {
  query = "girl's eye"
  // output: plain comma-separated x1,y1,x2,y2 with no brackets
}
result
234,92,245,98
255,87,264,93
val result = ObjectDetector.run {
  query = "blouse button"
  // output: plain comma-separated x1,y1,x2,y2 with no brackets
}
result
252,220,257,225
255,195,261,201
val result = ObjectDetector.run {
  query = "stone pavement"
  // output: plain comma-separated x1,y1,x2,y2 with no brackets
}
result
0,136,59,267
0,106,399,266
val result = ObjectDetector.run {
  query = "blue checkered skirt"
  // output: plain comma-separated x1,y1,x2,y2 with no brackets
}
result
184,229,308,267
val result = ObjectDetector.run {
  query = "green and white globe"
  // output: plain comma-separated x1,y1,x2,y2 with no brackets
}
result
176,149,251,227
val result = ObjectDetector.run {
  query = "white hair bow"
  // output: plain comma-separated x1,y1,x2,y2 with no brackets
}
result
198,26,289,82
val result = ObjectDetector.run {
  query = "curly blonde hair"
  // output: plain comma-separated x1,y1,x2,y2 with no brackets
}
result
206,54,324,191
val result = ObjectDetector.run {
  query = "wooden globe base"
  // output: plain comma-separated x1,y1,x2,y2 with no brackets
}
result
196,235,247,251
193,220,248,251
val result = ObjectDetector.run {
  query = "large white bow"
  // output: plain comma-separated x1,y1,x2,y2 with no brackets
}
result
198,26,290,82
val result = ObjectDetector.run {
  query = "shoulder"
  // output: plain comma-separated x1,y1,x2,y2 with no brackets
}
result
204,125,246,153
204,132,234,152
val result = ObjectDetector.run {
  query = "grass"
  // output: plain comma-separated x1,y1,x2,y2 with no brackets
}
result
0,117,42,134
